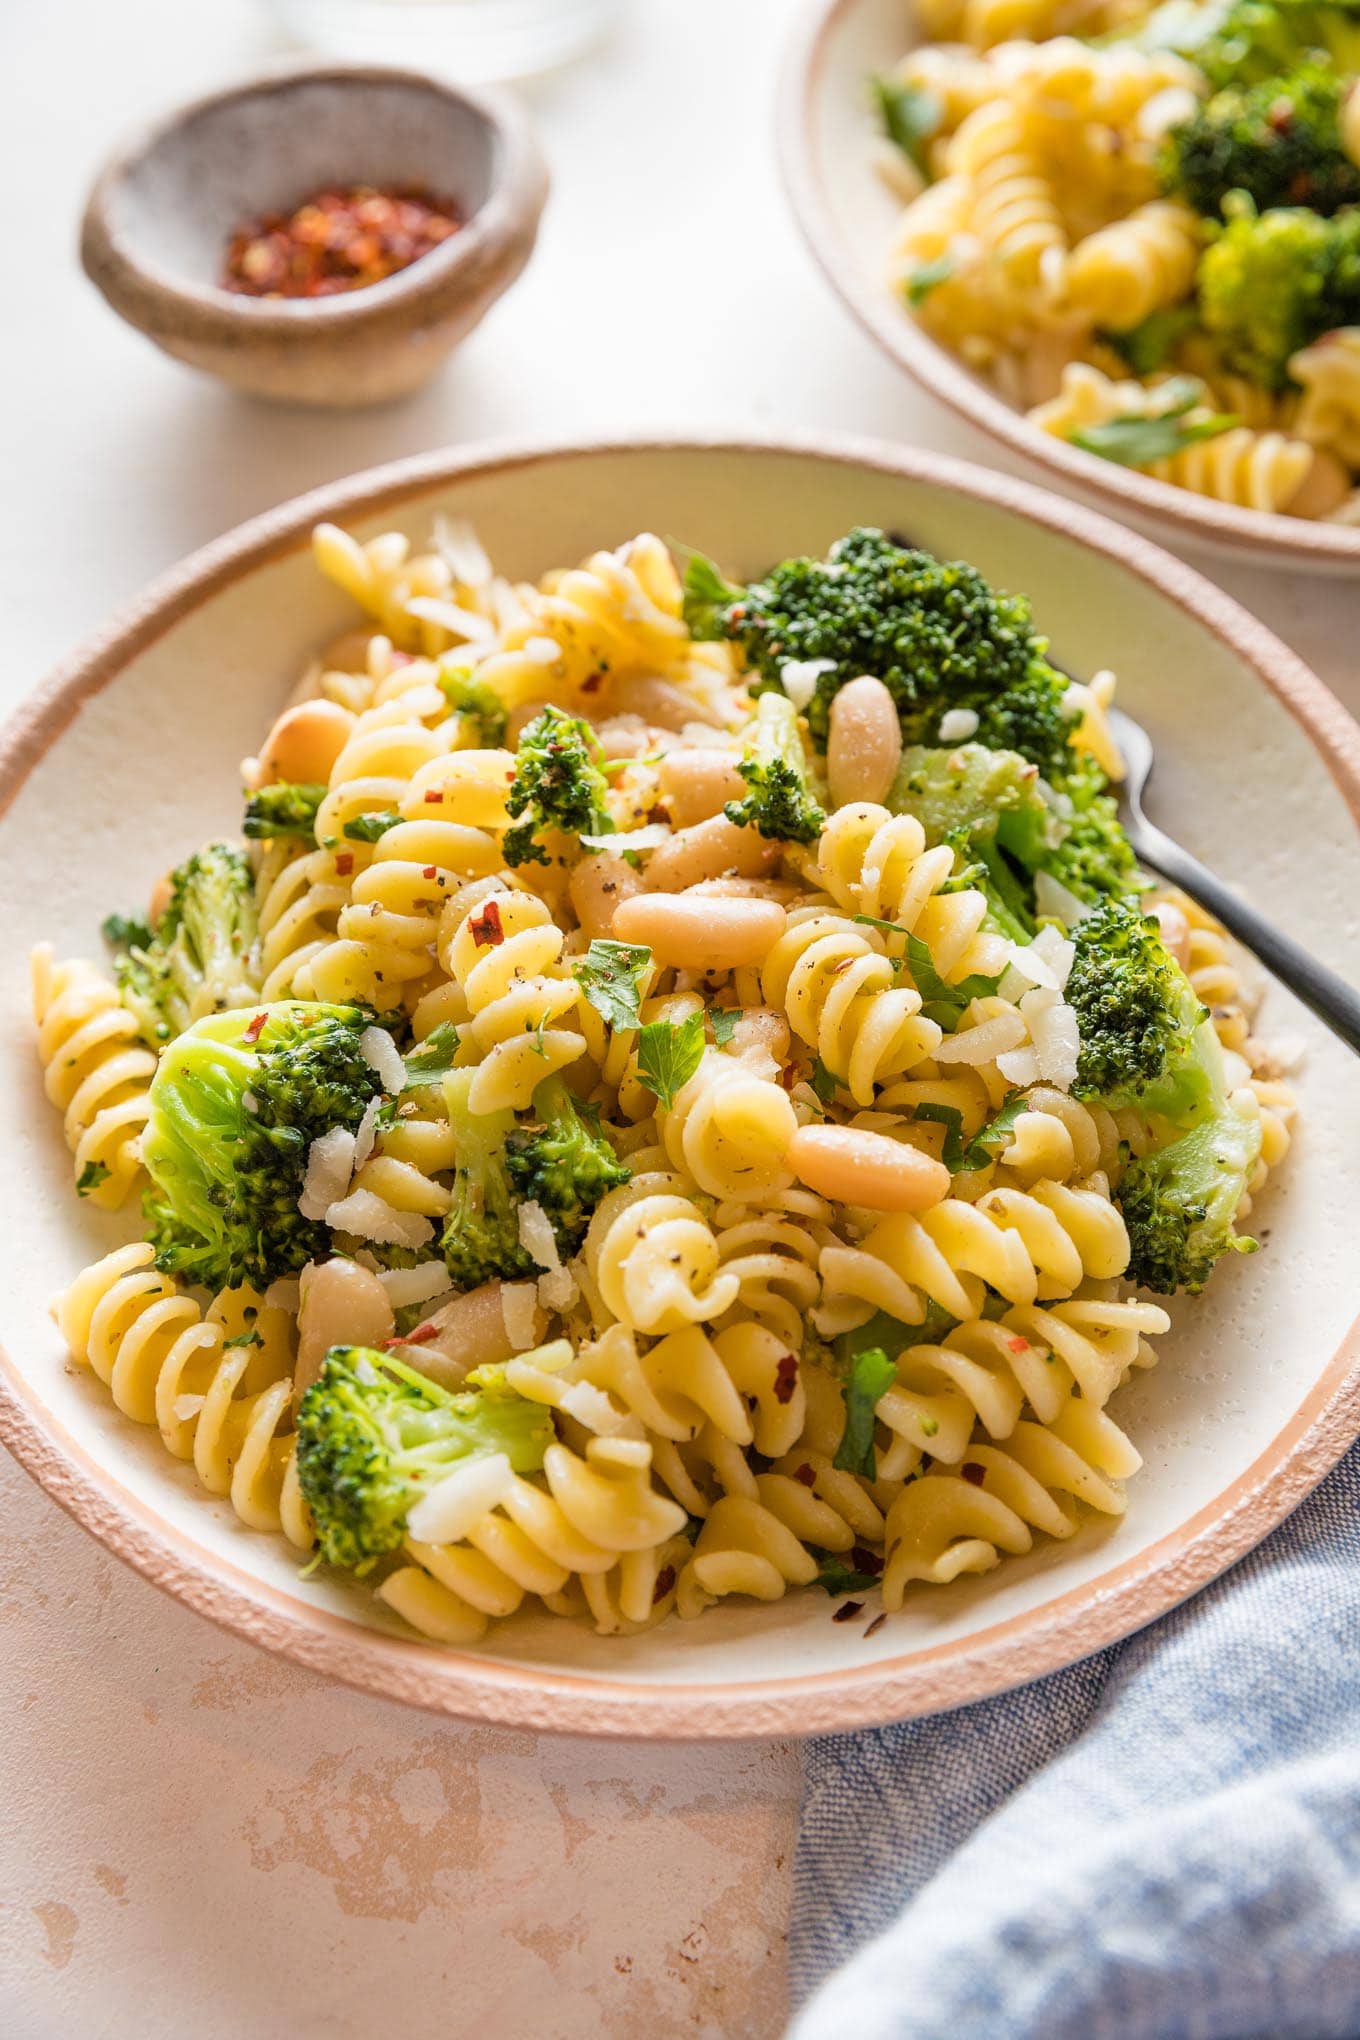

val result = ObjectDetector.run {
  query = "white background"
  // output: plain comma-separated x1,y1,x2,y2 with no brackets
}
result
2,3,1356,2034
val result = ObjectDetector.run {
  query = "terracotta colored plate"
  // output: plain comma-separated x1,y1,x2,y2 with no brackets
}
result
2,435,1358,1739
781,0,1360,573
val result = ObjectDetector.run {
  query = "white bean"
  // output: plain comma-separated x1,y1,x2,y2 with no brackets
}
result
569,852,648,940
415,1281,547,1390
612,891,787,970
258,699,356,787
826,676,903,808
645,814,779,892
294,1258,395,1398
657,748,747,828
788,1124,950,1211
607,675,725,730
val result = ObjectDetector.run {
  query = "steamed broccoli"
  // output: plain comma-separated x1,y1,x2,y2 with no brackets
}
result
243,781,326,842
438,664,509,747
888,743,1142,929
295,1345,553,1572
142,1001,385,1291
106,843,259,1048
505,1075,630,1252
723,691,826,843
1065,898,1215,1117
440,1067,535,1290
1112,0,1360,87
1198,201,1360,387
1118,1109,1263,1293
503,705,613,868
1164,63,1360,217
682,529,1078,779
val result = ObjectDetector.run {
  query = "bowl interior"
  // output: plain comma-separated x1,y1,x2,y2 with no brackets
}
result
112,73,500,292
3,441,1358,1732
787,0,1360,568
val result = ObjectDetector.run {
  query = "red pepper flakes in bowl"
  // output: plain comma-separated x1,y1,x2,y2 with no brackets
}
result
223,185,462,300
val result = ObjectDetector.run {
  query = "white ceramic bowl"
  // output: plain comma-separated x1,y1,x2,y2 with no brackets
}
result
781,0,1360,573
2,435,1358,1737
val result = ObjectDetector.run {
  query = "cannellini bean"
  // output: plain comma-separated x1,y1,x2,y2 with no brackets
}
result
612,891,787,970
787,1124,950,1211
258,698,355,787
607,675,725,730
1149,900,1192,970
657,747,747,828
569,851,648,940
826,676,903,808
687,876,806,903
1285,449,1351,520
645,814,779,892
594,718,660,761
294,1257,395,1399
413,1280,547,1391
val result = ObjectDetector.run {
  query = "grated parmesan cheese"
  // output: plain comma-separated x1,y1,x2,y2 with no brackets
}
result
406,1453,513,1544
299,1126,358,1220
323,1188,434,1249
516,1200,561,1272
353,1095,383,1170
377,1261,454,1308
779,657,837,710
499,1281,540,1352
359,1026,406,1095
938,707,979,743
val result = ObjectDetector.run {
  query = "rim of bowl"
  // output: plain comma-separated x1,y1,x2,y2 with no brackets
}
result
2,429,1358,1739
79,60,548,346
778,0,1360,570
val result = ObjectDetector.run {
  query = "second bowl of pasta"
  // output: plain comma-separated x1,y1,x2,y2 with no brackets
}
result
783,0,1360,568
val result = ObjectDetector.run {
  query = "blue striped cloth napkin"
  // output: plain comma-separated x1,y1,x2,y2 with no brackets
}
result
789,1440,1360,2040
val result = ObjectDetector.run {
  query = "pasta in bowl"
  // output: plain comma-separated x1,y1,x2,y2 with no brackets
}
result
5,438,1358,1734
783,0,1360,565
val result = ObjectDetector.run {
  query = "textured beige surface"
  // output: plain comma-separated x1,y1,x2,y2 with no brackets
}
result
2,1,1358,2035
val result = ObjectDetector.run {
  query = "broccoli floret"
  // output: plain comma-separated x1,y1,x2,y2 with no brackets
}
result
503,705,613,868
1119,1109,1263,1293
108,843,259,1048
438,664,509,747
142,1001,385,1291
504,1075,630,1253
724,692,826,843
243,781,326,842
440,1067,535,1290
1165,64,1360,217
1113,0,1360,87
888,743,1142,934
1066,897,1215,1119
296,1345,553,1572
102,912,155,953
682,529,1078,780
1198,201,1360,387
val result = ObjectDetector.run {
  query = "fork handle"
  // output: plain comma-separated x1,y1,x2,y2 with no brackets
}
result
1126,817,1360,1056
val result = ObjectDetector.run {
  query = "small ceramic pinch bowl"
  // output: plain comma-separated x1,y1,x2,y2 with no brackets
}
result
80,63,548,408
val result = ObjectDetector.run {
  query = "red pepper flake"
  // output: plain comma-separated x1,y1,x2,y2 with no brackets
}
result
424,789,444,803
794,1463,817,1488
383,1321,437,1348
653,1564,677,1604
850,1545,884,1577
222,183,463,300
1007,1335,1029,1353
469,898,504,947
580,671,605,694
334,851,354,876
773,1353,799,1404
864,1612,887,1639
961,1462,986,1486
389,650,414,666
422,865,438,880
244,1011,268,1043
645,804,669,826
832,1600,864,1623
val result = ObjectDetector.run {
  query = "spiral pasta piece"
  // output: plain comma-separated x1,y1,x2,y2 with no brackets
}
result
31,947,157,1209
583,1169,740,1335
443,888,588,1112
947,99,1066,290
762,906,943,1105
1063,201,1200,331
816,802,1008,981
656,1045,798,1199
881,1403,1140,1605
54,1244,310,1546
